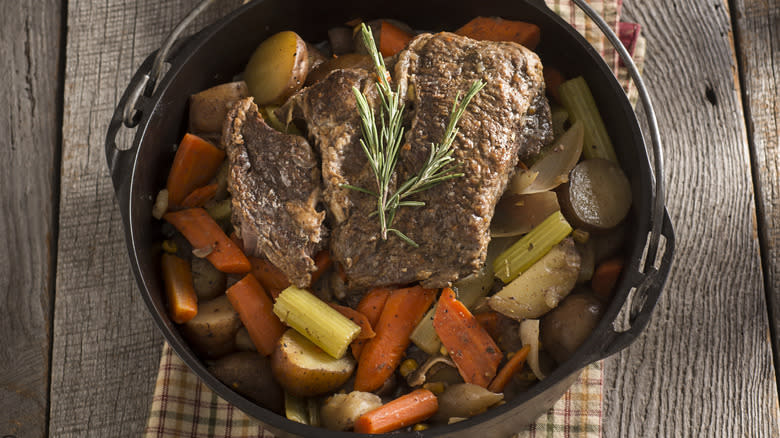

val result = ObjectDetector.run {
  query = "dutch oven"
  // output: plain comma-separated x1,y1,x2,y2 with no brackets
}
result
105,0,674,436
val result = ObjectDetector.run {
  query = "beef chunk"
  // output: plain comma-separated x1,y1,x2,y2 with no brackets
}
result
285,33,551,289
223,97,326,287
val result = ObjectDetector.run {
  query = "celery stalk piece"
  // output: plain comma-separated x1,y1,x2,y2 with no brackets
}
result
492,211,573,283
273,286,361,359
410,267,494,354
558,76,618,162
205,198,232,222
285,392,309,424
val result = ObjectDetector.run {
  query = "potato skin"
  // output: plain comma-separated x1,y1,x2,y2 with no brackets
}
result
209,351,283,413
557,158,632,231
244,31,309,105
181,295,241,358
271,329,355,397
188,81,249,134
540,292,604,364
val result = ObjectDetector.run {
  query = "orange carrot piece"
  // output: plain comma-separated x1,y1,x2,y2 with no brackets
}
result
351,288,391,360
488,345,531,393
591,257,624,300
250,257,290,292
179,183,218,208
354,286,436,392
161,253,198,324
455,17,541,50
166,133,225,206
433,287,503,388
330,303,375,340
544,66,566,102
379,20,413,57
310,250,333,284
163,208,251,274
474,311,502,340
354,389,438,434
225,273,285,356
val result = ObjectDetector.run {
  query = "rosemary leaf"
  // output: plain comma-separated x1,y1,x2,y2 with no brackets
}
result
343,23,485,247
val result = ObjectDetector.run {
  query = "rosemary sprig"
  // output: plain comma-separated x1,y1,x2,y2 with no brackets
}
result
344,23,485,247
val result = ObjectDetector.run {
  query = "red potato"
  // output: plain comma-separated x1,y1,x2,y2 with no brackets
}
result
244,31,310,105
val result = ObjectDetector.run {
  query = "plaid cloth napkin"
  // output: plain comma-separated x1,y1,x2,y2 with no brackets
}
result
145,2,646,436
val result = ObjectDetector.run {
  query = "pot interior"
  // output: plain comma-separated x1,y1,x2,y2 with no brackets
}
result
124,0,651,436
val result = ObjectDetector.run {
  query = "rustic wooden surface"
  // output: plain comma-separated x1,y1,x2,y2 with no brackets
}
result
733,0,780,370
2,0,779,436
0,2,62,437
601,0,779,436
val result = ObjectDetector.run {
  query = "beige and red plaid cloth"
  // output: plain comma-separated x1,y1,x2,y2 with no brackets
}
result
145,1,646,436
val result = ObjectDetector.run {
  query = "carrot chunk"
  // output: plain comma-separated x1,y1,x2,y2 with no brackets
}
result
310,250,333,284
354,389,438,434
179,183,218,208
433,287,503,387
455,17,541,50
488,345,531,392
354,286,436,391
160,253,198,324
163,208,251,274
379,20,413,57
166,133,225,206
250,256,290,294
591,257,624,300
225,273,285,356
351,288,391,360
329,303,375,339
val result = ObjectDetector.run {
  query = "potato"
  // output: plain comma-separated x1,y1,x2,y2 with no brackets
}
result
305,53,372,85
191,256,226,300
557,158,632,231
188,81,249,134
488,238,581,320
244,31,309,105
541,292,604,364
306,42,327,71
320,391,382,431
271,329,355,397
181,295,241,358
433,384,504,422
209,351,283,413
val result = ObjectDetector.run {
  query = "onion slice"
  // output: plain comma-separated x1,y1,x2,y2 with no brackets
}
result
510,121,584,195
520,319,545,380
491,191,561,237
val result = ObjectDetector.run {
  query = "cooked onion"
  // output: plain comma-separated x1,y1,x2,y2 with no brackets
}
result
520,319,545,380
192,245,214,258
510,121,584,195
152,189,169,220
491,191,561,237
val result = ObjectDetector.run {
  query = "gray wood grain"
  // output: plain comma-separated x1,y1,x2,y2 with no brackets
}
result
602,1,780,436
733,0,780,375
0,2,62,437
49,1,245,436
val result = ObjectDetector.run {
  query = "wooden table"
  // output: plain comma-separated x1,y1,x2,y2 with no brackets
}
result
2,0,778,436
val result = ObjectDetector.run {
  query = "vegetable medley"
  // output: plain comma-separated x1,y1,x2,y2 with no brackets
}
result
153,15,632,434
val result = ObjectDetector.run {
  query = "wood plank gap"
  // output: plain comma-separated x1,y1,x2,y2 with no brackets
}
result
44,1,70,437
728,0,780,399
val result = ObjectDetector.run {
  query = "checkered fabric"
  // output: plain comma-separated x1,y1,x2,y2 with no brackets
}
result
145,2,645,436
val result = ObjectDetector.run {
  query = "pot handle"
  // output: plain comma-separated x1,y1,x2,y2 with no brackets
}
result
554,0,674,358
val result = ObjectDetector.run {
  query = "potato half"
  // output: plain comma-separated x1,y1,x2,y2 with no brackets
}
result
244,31,309,105
557,158,632,231
271,329,355,397
188,81,249,134
209,351,284,413
488,238,581,320
181,295,241,358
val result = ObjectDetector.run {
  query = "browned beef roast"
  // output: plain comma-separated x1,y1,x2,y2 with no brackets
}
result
283,33,551,289
223,98,326,287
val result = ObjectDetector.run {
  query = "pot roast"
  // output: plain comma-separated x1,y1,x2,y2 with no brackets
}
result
223,98,327,288
233,32,551,289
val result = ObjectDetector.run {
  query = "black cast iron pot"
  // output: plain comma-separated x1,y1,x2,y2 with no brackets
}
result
106,0,674,436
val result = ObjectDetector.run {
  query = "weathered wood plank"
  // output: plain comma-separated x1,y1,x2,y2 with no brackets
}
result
49,1,245,436
0,2,62,437
733,0,780,375
603,1,779,436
